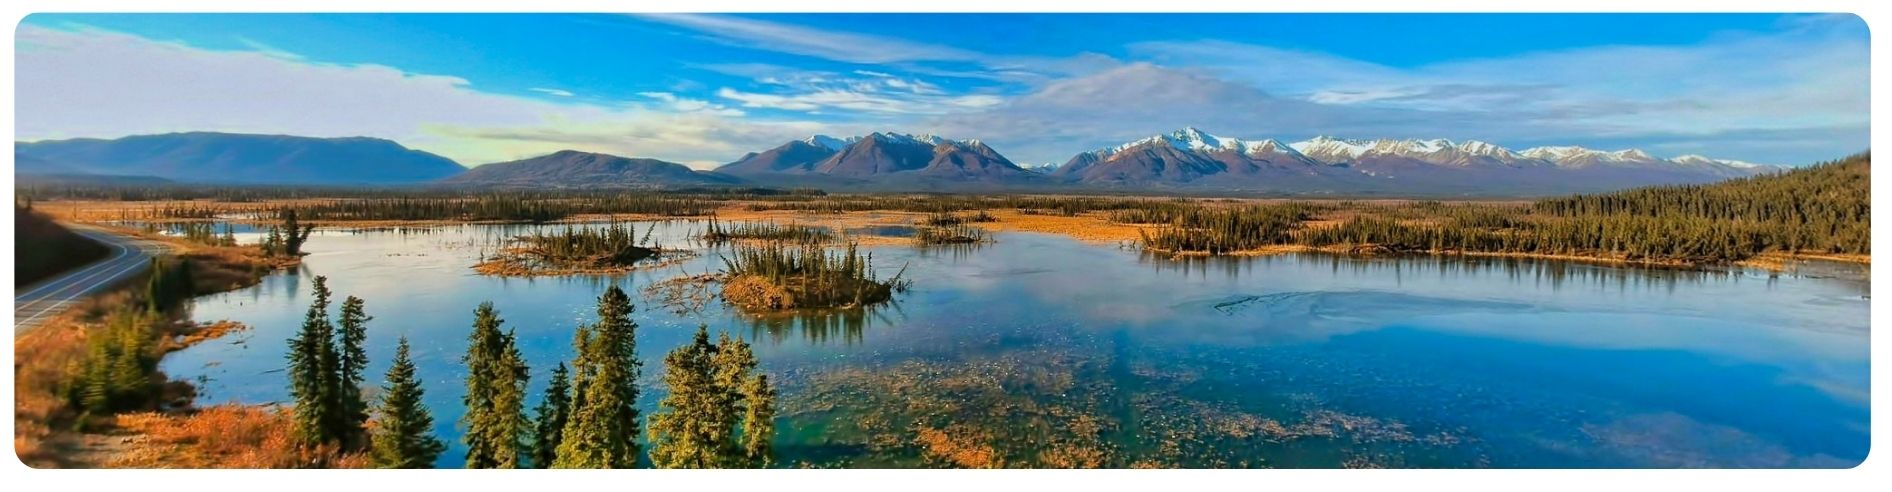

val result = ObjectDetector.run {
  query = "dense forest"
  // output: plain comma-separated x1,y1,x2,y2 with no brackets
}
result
1532,152,1869,256
1137,153,1870,263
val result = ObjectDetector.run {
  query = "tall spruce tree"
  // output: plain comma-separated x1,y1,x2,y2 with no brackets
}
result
649,326,776,468
461,302,531,468
285,275,339,448
649,326,723,468
553,286,642,468
739,373,777,467
529,363,573,468
371,337,445,468
337,295,372,449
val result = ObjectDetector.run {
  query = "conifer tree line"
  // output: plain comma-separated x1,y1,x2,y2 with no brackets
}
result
281,279,778,469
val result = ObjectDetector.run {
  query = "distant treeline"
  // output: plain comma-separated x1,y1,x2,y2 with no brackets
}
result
278,195,718,223
18,153,1868,264
1137,153,1870,263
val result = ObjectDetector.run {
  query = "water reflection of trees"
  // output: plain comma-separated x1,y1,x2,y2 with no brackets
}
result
742,302,905,347
1137,251,1756,294
915,241,986,262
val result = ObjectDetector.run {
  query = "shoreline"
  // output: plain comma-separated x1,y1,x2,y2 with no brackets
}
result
15,223,302,468
53,202,1872,277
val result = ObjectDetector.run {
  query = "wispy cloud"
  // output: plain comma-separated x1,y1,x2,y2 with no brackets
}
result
1126,14,1868,144
16,24,826,169
528,87,575,97
646,14,1120,85
633,13,982,65
703,65,996,116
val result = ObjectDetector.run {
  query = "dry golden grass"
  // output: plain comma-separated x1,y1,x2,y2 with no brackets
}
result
722,274,799,311
107,406,370,469
977,209,1147,243
12,297,110,467
1737,251,1873,272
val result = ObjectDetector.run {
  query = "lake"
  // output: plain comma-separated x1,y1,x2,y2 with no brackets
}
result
162,220,1871,468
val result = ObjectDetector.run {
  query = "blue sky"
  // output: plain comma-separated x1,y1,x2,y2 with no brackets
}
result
15,13,1869,168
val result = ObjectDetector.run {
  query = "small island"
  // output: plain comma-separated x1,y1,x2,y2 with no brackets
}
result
720,240,909,311
474,223,683,277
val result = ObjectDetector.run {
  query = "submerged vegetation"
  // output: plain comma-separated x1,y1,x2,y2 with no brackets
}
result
720,240,910,311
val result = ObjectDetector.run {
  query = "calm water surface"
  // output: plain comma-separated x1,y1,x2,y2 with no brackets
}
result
163,221,1870,468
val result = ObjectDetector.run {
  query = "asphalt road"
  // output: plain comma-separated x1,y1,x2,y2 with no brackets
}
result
13,225,170,334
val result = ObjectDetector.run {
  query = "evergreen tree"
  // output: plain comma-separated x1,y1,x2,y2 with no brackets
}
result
461,302,531,468
285,276,339,448
281,209,314,256
649,326,723,468
649,326,776,468
740,373,777,467
263,226,285,257
336,295,372,449
529,363,573,468
371,337,445,469
554,286,642,468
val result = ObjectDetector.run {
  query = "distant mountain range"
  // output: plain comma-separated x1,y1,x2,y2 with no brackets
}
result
15,132,465,185
716,132,1040,188
13,129,1786,196
1048,127,1770,194
440,150,738,188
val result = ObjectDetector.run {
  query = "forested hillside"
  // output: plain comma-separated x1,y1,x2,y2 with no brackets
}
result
1534,152,1869,256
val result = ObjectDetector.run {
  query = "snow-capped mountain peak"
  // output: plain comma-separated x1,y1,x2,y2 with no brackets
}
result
802,134,857,151
1519,146,1598,161
1243,138,1294,155
1458,140,1516,158
1673,154,1766,169
1610,149,1657,161
1291,136,1375,160
865,131,950,147
1369,138,1455,155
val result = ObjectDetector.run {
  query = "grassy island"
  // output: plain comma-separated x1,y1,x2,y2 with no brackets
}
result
719,240,909,311
474,223,675,276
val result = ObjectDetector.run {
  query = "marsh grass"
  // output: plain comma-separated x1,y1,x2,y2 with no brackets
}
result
698,217,834,244
914,224,989,245
477,222,673,275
